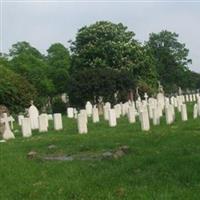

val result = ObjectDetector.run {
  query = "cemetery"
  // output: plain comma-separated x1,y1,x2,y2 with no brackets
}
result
1,3,200,199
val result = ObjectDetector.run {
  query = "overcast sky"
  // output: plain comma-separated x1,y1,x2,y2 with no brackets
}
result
1,0,200,72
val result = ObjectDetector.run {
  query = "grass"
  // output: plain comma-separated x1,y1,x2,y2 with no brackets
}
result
0,103,200,200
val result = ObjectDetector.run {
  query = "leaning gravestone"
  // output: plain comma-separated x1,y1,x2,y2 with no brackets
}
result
28,102,39,130
0,113,15,140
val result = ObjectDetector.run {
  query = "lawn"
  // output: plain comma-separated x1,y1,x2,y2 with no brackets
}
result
1,103,200,200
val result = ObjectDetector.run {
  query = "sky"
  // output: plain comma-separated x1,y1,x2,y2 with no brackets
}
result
1,0,200,72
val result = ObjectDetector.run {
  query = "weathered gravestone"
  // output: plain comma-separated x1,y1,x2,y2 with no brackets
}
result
0,113,15,140
85,101,93,117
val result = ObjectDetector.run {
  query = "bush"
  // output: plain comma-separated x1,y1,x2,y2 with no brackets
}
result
0,65,37,113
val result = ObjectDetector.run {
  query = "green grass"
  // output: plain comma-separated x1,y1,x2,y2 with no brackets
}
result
1,104,200,200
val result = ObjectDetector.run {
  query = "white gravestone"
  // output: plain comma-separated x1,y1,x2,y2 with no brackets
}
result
53,113,63,130
9,116,15,130
21,118,32,137
103,106,109,121
0,113,15,140
108,109,117,127
67,107,74,118
181,104,188,121
38,115,48,132
193,104,198,119
92,107,99,123
77,113,88,134
165,105,173,125
152,107,160,125
80,109,88,123
48,114,53,120
85,101,93,117
128,106,136,123
140,110,150,131
28,103,39,130
18,115,24,126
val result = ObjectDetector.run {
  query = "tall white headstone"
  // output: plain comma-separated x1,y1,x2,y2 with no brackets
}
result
28,103,39,130
181,104,188,121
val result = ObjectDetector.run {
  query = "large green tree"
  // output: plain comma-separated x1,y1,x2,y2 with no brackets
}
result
47,43,70,94
9,41,55,97
69,21,157,105
147,30,192,92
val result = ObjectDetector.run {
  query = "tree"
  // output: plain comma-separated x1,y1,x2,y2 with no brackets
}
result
0,65,37,113
69,21,157,104
47,43,70,94
9,41,55,97
147,30,192,92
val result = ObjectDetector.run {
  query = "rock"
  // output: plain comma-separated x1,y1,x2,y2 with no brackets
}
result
27,151,37,159
102,151,113,159
119,145,130,153
113,149,125,159
48,144,57,149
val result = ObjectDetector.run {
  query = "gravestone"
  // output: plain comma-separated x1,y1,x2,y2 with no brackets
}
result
48,114,53,120
181,104,188,121
165,105,173,125
108,109,117,127
140,110,150,131
127,106,136,123
38,115,48,132
152,107,160,125
80,109,88,123
92,107,99,123
53,113,63,130
67,107,74,118
0,113,15,140
21,118,32,137
77,113,87,134
193,104,198,119
18,115,24,126
9,116,15,130
28,102,39,130
85,101,93,117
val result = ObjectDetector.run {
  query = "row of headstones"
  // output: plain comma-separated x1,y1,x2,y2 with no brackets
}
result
68,93,200,134
0,103,64,140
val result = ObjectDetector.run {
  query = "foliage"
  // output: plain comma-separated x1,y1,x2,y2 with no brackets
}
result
147,30,192,91
0,65,37,113
47,43,71,94
69,21,157,104
52,97,66,114
67,68,136,107
9,41,55,97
